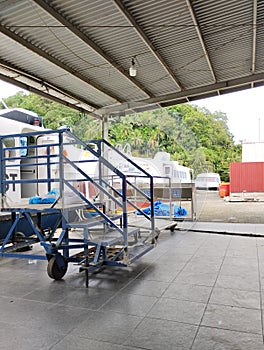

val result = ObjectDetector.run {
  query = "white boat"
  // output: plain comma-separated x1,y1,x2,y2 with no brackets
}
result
195,172,221,190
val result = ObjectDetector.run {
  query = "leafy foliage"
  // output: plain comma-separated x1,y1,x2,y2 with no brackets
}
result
109,106,241,181
3,92,102,139
2,92,241,181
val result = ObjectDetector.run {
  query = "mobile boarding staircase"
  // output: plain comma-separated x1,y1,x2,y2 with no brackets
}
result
0,128,157,285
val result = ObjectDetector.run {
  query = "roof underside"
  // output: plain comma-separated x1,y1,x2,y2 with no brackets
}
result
0,0,263,119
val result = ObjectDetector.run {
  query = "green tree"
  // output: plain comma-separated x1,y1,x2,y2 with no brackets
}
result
2,92,241,181
3,92,97,140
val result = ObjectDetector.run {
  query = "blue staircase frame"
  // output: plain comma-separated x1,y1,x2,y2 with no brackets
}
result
0,128,157,283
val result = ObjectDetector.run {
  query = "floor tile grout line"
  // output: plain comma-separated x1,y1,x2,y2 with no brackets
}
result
189,234,233,350
117,231,209,346
93,233,181,312
130,233,210,339
192,323,263,336
97,229,197,311
94,232,180,312
114,231,202,348
148,231,209,299
127,313,264,336
48,333,69,350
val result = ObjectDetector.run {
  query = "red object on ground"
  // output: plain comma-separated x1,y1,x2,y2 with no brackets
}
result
219,183,230,197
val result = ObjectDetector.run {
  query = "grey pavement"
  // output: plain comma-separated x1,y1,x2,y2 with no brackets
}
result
1,223,264,349
177,221,264,236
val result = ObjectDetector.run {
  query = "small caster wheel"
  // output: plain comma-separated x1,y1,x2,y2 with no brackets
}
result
47,255,68,280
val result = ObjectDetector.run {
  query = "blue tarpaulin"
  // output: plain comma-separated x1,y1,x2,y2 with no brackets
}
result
29,196,56,204
136,201,187,217
29,189,59,204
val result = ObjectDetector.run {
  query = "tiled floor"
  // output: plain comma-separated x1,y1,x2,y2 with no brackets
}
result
1,227,264,349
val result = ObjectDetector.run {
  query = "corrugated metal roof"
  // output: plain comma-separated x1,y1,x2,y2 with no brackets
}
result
0,0,263,118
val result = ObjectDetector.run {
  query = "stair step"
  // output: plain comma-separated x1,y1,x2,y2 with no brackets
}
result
86,226,140,246
66,214,122,229
128,243,154,264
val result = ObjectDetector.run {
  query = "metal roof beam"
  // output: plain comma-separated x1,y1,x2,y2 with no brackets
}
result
0,72,101,118
0,25,122,103
251,0,257,87
0,60,102,116
185,0,217,83
0,60,100,109
32,0,155,98
112,0,183,91
96,72,264,115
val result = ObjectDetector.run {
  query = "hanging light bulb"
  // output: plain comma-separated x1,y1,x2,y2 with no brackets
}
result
129,57,137,77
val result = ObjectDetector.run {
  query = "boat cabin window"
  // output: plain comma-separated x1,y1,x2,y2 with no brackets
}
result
20,136,28,157
3,137,16,160
164,166,171,177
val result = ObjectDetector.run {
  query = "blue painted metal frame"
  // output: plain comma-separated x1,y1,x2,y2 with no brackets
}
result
0,128,156,278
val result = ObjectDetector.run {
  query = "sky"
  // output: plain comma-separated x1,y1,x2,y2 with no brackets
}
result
192,86,264,144
0,79,263,144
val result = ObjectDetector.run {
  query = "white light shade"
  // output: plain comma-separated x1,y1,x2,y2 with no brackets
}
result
129,65,137,77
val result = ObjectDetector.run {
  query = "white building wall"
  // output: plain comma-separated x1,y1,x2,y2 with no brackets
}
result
242,142,264,162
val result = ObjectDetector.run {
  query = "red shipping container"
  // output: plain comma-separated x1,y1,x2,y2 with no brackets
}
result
230,162,264,193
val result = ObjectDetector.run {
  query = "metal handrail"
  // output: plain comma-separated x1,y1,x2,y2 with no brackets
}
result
0,129,156,245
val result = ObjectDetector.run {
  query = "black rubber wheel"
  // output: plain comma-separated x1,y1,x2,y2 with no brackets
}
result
47,256,68,280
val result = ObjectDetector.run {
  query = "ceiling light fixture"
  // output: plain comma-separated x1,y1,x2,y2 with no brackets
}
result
129,57,137,77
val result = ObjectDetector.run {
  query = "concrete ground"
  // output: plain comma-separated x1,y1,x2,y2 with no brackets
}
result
1,223,264,349
181,190,264,224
